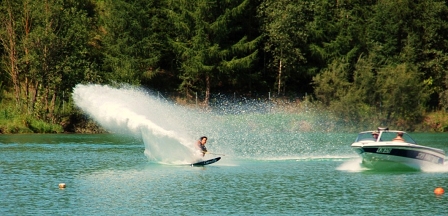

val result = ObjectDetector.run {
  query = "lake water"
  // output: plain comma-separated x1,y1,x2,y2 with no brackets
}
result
2,84,448,215
1,133,447,215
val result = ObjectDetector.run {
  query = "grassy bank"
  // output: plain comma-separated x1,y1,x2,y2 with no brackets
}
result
0,98,447,134
0,108,63,134
421,111,448,132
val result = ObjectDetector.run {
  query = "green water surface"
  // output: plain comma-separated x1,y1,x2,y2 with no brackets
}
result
0,133,447,215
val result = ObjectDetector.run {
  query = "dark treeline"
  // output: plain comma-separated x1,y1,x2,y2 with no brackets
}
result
1,0,448,133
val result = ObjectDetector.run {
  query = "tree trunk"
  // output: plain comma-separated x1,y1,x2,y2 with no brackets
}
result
278,59,282,95
204,75,210,106
2,3,21,105
44,84,49,117
23,1,32,113
49,90,56,123
31,81,39,113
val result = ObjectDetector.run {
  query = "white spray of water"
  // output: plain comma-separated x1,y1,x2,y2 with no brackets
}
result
72,84,203,164
420,162,448,173
72,84,363,163
336,158,368,172
336,158,448,173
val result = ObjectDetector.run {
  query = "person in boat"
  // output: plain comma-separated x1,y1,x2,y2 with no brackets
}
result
196,136,208,157
392,132,405,142
372,131,379,141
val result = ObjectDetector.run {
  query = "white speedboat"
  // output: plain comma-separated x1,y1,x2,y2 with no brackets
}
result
351,127,445,170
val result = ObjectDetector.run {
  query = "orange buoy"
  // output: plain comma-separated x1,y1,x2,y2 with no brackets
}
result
434,187,444,195
59,183,66,189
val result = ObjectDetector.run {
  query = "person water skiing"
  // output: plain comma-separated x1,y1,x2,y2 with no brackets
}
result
196,136,208,157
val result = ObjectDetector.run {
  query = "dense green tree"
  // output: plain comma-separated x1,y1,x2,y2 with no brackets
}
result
441,74,448,111
99,0,170,86
258,0,313,95
168,0,260,104
366,0,448,110
29,0,94,121
0,0,448,132
0,0,22,105
312,59,350,107
0,0,95,122
404,1,448,110
311,0,441,129
375,63,428,128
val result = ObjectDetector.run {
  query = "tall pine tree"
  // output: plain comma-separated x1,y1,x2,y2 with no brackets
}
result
168,0,260,105
99,0,169,85
258,0,312,95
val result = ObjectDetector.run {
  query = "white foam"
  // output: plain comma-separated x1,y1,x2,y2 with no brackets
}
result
336,158,368,172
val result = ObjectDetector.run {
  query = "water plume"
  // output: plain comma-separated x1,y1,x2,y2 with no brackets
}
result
72,84,352,163
72,84,203,164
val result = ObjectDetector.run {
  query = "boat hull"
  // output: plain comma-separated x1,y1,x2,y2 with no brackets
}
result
352,145,445,170
351,129,445,170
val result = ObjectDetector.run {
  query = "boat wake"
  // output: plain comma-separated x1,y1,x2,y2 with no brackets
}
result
336,159,370,172
420,162,448,173
260,155,356,162
337,158,448,173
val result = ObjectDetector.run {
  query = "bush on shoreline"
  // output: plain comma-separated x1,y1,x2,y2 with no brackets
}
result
421,111,448,132
0,97,447,134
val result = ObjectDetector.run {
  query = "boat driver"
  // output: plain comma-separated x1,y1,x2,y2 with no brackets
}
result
372,131,379,141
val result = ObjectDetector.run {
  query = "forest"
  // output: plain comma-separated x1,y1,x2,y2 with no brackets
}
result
1,0,448,133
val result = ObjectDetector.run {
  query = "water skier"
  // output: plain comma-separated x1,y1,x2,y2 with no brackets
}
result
196,136,208,157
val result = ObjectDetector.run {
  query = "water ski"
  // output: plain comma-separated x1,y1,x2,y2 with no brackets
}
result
191,157,221,166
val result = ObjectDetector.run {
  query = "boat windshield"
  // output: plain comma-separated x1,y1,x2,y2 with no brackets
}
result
355,132,378,142
380,132,417,144
355,131,417,144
